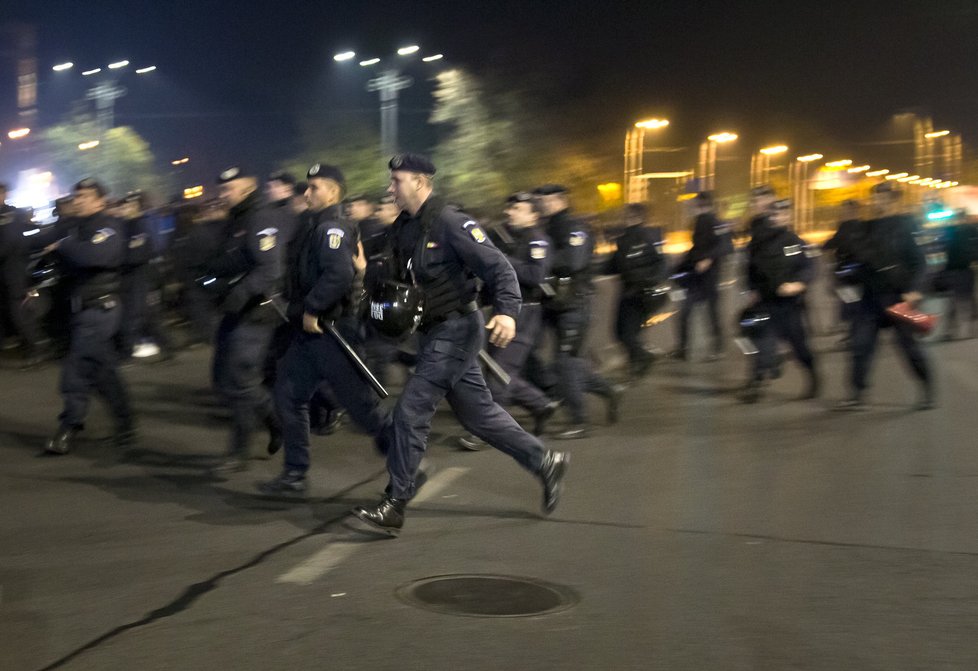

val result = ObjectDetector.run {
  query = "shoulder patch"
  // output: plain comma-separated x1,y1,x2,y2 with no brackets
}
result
530,245,547,260
257,227,278,252
326,227,345,250
783,244,802,256
468,225,487,243
129,234,146,249
569,231,587,247
91,228,116,245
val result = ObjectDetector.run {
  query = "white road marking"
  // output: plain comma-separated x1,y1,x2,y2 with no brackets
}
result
274,467,470,585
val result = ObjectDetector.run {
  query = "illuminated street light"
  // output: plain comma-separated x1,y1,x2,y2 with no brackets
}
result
625,118,671,202
925,130,950,139
397,45,420,56
885,172,909,180
333,51,356,62
848,165,871,173
359,58,380,66
824,159,852,168
171,157,190,166
82,68,101,76
7,128,30,140
635,118,669,130
52,62,74,72
796,153,823,162
759,145,787,155
866,169,889,177
897,174,919,183
707,132,738,143
107,60,130,70
78,140,100,150
421,54,444,62
135,66,157,74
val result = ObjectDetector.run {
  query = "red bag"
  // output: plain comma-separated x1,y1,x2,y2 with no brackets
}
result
885,301,938,335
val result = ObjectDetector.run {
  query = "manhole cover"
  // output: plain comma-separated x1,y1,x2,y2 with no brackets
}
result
396,574,578,618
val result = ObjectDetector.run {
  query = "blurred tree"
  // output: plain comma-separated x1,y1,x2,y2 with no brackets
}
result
280,118,387,198
40,118,166,200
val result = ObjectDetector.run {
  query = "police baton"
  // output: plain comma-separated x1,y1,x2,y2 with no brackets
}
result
263,296,390,399
478,349,511,386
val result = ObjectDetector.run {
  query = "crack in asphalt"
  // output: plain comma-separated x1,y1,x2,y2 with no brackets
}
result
35,470,385,671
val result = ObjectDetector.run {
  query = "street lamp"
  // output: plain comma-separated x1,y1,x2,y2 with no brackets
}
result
52,62,73,72
752,144,788,187
135,66,157,74
790,153,822,233
698,132,737,191
7,128,30,140
344,45,443,157
78,140,100,150
623,118,670,203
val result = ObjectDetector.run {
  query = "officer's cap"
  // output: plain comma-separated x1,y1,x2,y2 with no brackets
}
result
750,184,775,198
268,170,296,186
388,153,436,176
507,191,534,205
532,184,568,196
771,198,792,211
74,177,107,197
306,163,346,189
217,166,254,184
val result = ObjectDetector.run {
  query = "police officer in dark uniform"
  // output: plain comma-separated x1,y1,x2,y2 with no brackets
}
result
479,192,560,434
359,194,401,388
533,184,620,440
0,182,47,367
44,179,133,454
258,163,391,496
603,202,667,378
206,167,283,475
823,199,865,339
265,171,299,246
741,198,818,403
672,191,724,361
352,154,569,535
939,218,978,339
838,182,933,410
745,185,777,237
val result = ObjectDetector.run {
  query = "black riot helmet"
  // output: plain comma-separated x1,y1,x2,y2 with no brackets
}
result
367,280,425,339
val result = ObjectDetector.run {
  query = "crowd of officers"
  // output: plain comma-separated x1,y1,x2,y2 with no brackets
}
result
0,157,968,535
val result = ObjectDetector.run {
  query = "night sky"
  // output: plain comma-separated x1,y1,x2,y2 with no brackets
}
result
3,0,978,188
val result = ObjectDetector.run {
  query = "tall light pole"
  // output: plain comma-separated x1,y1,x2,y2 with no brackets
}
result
751,144,787,188
698,132,737,192
339,46,443,158
623,118,669,203
790,153,822,233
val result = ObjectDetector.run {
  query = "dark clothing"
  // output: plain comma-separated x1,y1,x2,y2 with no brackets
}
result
746,223,817,380
283,206,357,323
604,224,667,366
385,195,543,500
54,210,131,430
675,212,724,354
0,204,43,350
172,219,225,344
847,213,931,394
206,193,283,457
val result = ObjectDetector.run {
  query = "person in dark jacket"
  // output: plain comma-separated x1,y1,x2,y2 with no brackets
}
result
822,199,865,340
603,202,667,378
205,167,284,476
741,199,818,403
352,154,568,536
671,191,724,361
0,183,47,367
44,179,134,455
837,182,933,410
939,219,978,339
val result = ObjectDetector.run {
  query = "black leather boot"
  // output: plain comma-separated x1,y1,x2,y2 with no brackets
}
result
257,470,307,497
45,426,79,455
352,496,406,536
532,400,561,436
539,450,570,514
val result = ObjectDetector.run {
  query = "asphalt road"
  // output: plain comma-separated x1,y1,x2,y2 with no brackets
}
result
2,270,977,670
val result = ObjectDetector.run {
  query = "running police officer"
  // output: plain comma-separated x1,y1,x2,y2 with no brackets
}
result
44,178,134,454
533,184,620,440
746,184,777,237
352,154,569,535
206,167,283,476
603,202,667,378
838,181,933,410
265,171,299,245
741,198,818,403
672,191,724,361
823,199,865,341
258,163,391,496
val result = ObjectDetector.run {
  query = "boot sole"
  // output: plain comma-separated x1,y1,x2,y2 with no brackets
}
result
350,510,402,538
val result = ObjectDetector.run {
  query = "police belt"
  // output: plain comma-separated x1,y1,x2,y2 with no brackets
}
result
419,300,479,332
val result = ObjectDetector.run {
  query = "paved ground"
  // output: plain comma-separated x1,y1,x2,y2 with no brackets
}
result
2,269,978,670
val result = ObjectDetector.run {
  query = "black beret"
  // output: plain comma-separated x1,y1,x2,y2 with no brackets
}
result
74,177,107,197
771,198,792,211
750,185,775,197
217,166,253,184
268,170,296,186
306,163,346,188
388,153,436,175
507,191,534,204
294,181,307,195
532,184,568,196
